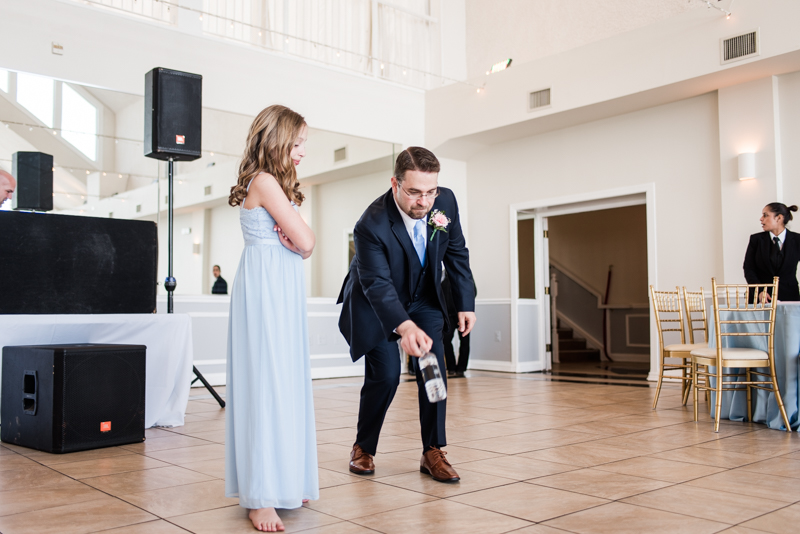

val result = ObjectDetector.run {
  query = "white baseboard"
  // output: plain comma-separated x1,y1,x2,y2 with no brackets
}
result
468,359,516,372
191,372,227,387
515,361,544,373
311,366,365,380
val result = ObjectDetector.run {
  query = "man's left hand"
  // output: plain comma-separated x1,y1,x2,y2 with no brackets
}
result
457,311,476,336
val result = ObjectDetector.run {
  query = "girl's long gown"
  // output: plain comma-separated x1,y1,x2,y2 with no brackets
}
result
225,194,319,509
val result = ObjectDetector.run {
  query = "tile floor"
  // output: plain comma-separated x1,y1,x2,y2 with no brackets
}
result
2,372,800,533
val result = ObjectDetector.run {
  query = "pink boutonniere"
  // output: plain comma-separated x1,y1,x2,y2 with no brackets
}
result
428,209,451,241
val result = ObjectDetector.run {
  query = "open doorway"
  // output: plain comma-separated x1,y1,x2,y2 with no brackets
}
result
511,187,656,381
547,205,650,380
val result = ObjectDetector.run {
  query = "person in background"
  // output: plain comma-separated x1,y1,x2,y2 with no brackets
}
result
0,169,16,207
212,264,228,295
744,202,800,302
442,271,475,378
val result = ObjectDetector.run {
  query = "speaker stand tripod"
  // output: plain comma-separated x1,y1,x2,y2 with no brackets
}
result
166,158,225,408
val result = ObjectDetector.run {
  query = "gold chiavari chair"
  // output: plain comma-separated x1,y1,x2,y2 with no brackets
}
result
683,287,710,401
650,286,706,409
690,277,791,433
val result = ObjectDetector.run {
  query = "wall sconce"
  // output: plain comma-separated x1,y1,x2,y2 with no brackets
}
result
193,243,201,255
738,152,756,180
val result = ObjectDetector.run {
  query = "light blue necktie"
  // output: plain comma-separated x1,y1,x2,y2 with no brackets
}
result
413,219,426,267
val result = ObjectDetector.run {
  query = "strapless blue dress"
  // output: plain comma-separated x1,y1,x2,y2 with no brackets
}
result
225,197,319,509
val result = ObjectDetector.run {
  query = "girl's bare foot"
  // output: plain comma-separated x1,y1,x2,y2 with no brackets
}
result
249,508,284,532
302,499,309,504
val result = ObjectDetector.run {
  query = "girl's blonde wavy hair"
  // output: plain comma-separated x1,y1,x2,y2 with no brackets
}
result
228,105,306,207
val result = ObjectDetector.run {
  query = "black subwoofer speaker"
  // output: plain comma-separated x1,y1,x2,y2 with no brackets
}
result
12,151,53,212
0,211,157,314
1,344,146,453
144,67,202,161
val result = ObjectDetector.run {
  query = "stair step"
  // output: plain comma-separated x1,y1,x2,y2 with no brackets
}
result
556,327,574,340
559,338,587,351
559,348,601,363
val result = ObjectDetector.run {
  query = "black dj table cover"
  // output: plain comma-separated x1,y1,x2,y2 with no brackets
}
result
0,211,158,314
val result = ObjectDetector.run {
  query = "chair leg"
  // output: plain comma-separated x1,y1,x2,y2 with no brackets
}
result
746,369,752,423
771,374,792,432
692,359,699,423
652,354,665,410
714,365,723,433
682,360,692,406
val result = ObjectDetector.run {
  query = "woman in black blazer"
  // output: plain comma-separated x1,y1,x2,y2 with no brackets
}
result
743,202,800,302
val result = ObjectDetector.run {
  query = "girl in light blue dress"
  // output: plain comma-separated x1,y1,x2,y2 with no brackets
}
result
226,105,318,532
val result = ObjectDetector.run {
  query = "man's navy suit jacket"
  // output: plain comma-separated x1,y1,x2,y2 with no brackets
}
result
337,187,475,361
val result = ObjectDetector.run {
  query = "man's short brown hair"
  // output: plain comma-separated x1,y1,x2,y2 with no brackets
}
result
394,147,440,182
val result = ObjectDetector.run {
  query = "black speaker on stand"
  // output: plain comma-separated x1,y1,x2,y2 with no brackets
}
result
12,151,53,212
144,67,224,408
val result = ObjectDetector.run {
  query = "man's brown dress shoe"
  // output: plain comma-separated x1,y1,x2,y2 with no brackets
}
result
349,443,375,475
420,447,460,482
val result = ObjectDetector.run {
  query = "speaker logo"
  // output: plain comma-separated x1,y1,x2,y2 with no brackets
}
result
176,135,185,145
100,421,111,432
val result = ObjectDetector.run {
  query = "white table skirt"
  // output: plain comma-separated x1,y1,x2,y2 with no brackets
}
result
0,314,193,428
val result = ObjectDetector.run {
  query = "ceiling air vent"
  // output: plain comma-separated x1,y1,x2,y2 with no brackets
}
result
529,88,551,111
721,30,759,64
334,146,347,163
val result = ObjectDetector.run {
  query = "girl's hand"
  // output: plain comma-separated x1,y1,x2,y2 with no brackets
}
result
275,225,309,258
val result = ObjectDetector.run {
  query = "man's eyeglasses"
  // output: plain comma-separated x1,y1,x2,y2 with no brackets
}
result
398,183,439,201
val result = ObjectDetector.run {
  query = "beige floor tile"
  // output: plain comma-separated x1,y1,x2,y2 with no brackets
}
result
543,501,730,534
294,522,382,534
451,481,608,522
316,443,357,464
167,419,227,435
509,526,581,534
120,479,238,517
374,434,423,453
739,502,800,533
351,499,532,534
170,504,340,533
736,456,800,479
651,445,764,468
20,446,134,466
0,453,39,472
49,453,171,479
185,401,226,415
180,458,226,479
459,454,578,480
118,434,213,453
77,519,189,534
0,464,79,491
592,456,725,483
305,480,437,520
457,429,594,455
376,468,516,498
81,465,216,495
318,428,360,444
520,442,642,467
0,495,156,534
0,477,106,516
622,483,785,523
532,468,673,500
318,467,362,489
143,443,226,465
717,528,774,534
186,429,227,443
686,469,800,503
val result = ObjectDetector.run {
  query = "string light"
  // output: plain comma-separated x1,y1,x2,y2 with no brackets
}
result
699,0,733,18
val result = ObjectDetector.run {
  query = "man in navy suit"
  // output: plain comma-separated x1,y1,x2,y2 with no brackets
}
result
338,147,476,482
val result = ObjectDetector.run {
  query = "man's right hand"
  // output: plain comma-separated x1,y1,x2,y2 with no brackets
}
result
396,320,432,357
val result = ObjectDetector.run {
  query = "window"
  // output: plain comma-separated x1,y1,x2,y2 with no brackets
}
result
16,73,54,127
0,69,8,93
61,84,98,161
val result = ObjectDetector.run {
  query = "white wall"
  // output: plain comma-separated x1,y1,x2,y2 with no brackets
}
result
466,92,723,299
464,0,699,79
